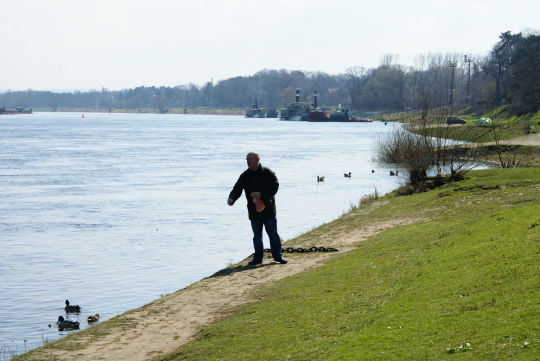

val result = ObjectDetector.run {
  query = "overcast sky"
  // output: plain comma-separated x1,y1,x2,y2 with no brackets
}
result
1,0,538,91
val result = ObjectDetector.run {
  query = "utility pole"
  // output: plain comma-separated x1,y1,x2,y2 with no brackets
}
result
464,55,472,104
448,61,457,112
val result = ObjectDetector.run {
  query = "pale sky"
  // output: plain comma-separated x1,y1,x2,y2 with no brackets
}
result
1,0,538,91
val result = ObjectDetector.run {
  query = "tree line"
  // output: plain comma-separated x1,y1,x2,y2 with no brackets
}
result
1,31,539,114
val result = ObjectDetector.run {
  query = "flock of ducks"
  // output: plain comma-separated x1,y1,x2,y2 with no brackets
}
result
49,300,100,331
317,170,399,182
317,172,351,182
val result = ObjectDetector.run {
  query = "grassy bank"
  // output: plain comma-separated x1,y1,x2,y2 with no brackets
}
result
151,168,539,361
11,105,540,359
412,107,540,143
13,169,540,361
398,106,540,168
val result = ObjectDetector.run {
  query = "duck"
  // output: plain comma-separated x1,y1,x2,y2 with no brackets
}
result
64,299,81,313
317,176,325,182
344,172,351,178
87,313,100,323
56,316,80,330
389,170,399,176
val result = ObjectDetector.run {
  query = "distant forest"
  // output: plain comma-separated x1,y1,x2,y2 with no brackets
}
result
1,31,539,114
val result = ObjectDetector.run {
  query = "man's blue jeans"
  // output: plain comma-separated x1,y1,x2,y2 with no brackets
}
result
250,216,283,262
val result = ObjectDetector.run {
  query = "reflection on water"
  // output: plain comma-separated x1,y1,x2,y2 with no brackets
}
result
0,112,403,356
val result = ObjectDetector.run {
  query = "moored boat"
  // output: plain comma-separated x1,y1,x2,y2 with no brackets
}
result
279,89,309,121
329,106,353,122
0,107,33,115
308,91,331,122
245,98,266,118
308,109,331,121
265,108,278,118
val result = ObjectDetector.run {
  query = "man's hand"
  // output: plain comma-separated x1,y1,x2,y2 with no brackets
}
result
250,192,261,199
227,198,234,206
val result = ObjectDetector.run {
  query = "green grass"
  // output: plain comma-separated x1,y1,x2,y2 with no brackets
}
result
415,121,530,143
153,168,540,361
456,106,540,142
401,105,540,143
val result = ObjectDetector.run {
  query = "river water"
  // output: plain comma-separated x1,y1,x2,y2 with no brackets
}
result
0,112,403,357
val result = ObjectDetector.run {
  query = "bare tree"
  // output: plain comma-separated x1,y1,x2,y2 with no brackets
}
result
346,66,366,110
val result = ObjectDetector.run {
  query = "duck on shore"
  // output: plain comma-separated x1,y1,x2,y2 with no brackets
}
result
56,316,80,330
64,299,81,313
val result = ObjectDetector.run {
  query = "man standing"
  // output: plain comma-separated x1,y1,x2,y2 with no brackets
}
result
227,151,288,265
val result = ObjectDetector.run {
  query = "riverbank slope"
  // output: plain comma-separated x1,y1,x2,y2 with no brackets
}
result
15,164,540,360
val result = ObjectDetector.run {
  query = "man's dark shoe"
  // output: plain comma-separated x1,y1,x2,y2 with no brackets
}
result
274,258,288,264
247,260,262,266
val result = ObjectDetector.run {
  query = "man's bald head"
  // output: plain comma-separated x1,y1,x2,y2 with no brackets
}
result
246,151,260,171
246,151,260,159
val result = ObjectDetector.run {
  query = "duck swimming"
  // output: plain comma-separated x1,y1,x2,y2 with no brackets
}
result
87,313,100,323
56,316,79,330
64,299,81,313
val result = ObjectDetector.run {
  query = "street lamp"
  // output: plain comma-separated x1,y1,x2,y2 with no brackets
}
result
448,61,457,110
464,55,472,104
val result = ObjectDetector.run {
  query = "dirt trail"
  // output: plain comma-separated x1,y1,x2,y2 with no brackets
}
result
26,215,419,361
500,132,540,146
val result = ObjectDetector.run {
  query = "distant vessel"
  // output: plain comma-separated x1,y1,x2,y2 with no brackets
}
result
329,106,352,122
0,107,33,115
245,98,266,118
279,88,309,121
265,108,278,118
308,91,331,122
329,106,373,122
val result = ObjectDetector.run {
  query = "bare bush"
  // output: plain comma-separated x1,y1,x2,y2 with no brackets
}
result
376,107,483,187
491,119,523,168
375,127,431,184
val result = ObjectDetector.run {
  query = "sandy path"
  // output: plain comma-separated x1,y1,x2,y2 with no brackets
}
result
25,215,418,361
500,132,540,146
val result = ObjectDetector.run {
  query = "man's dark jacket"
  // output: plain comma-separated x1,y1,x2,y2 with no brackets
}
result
228,164,279,220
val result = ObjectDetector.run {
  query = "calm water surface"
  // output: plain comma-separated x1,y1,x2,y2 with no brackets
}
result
0,112,403,356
